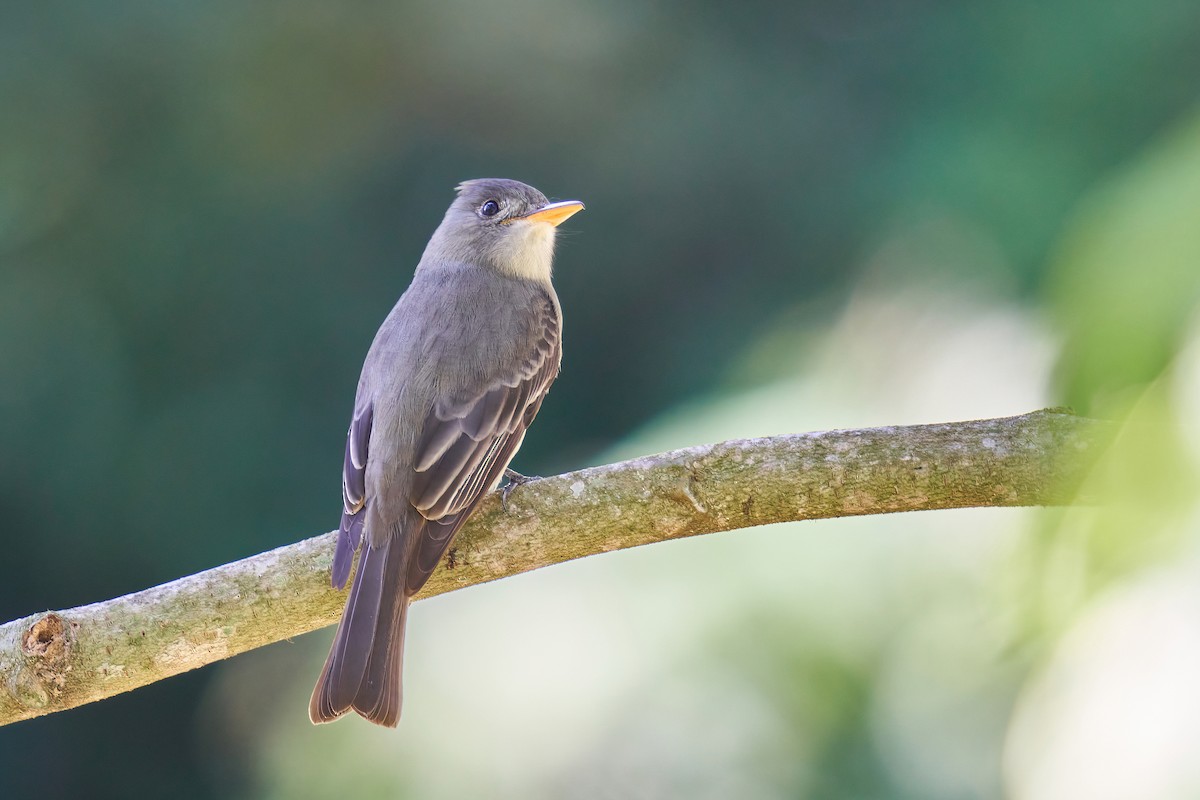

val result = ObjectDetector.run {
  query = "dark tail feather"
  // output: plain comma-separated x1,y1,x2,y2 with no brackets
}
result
353,588,409,725
309,534,410,727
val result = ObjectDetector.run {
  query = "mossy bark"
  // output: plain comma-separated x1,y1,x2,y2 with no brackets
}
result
0,409,1107,726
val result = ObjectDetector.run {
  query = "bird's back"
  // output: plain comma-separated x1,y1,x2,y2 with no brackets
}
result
357,263,561,535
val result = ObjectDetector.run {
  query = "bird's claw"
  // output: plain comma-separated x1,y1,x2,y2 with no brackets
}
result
501,468,541,511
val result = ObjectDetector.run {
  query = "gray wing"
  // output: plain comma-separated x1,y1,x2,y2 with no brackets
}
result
331,402,373,589
405,294,561,593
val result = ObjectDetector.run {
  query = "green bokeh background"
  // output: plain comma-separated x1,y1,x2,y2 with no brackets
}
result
3,2,1200,797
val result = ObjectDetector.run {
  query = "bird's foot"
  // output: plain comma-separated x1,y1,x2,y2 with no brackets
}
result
501,468,541,511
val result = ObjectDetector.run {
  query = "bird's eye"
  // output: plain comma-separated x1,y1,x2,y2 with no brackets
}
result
480,200,501,218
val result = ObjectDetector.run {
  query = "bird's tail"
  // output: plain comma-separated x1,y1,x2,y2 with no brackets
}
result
309,534,410,727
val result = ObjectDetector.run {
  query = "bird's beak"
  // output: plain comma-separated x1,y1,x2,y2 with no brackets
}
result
518,200,585,227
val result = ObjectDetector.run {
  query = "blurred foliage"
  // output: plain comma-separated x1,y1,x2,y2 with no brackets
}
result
2,0,1200,798
1022,113,1200,640
1049,114,1200,417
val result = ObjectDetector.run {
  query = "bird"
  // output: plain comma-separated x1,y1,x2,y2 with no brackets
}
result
309,178,583,727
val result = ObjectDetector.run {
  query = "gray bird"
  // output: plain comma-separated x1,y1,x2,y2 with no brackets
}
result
309,178,583,727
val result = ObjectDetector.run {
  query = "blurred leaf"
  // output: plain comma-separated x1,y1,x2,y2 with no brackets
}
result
1048,110,1200,417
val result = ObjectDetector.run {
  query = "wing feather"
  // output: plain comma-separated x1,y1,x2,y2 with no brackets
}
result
333,402,373,589
404,293,561,592
408,428,528,592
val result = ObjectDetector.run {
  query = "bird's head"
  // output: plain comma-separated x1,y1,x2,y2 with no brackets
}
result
420,178,584,282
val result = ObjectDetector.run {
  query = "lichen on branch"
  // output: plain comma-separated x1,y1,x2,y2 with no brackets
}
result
0,410,1107,727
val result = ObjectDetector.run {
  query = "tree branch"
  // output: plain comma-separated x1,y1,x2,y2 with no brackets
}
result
0,410,1107,726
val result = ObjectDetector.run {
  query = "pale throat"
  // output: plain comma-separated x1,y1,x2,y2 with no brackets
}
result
493,220,557,282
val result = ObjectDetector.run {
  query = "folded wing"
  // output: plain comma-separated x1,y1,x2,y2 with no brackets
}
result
407,293,561,593
331,402,374,589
